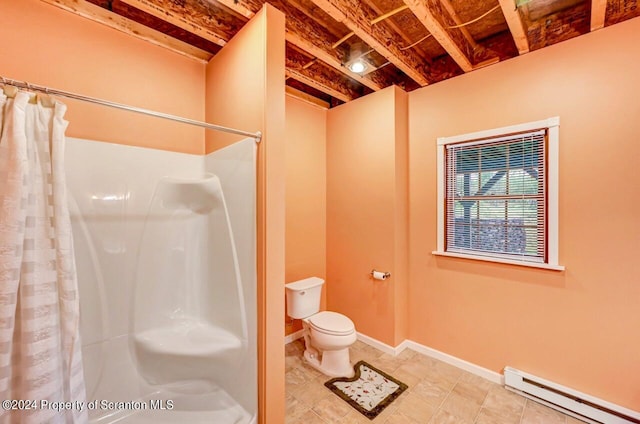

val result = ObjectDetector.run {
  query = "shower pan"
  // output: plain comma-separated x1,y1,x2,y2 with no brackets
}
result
67,138,257,424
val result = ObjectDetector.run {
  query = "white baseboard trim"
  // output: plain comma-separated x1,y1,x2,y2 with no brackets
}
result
285,330,502,385
355,334,503,385
402,340,503,385
356,332,399,356
284,329,304,344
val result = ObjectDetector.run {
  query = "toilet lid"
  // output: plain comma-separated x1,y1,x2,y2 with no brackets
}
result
308,311,355,336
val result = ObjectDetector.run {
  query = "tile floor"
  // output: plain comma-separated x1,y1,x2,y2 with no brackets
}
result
285,339,586,424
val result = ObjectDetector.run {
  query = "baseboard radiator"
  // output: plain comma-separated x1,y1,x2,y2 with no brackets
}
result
503,367,640,424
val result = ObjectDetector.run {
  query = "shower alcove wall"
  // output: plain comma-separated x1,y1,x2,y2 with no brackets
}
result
67,137,257,423
133,173,246,386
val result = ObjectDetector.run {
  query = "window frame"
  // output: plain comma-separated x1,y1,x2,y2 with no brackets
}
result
433,117,564,271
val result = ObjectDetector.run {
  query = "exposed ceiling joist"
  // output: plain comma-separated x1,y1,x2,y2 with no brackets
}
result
498,0,530,54
231,0,388,91
42,0,636,106
213,0,255,19
119,0,229,46
439,0,480,50
403,0,474,72
40,0,212,62
286,85,330,109
590,0,607,30
286,43,364,102
285,32,385,91
286,0,344,39
526,2,590,51
309,0,431,86
265,0,391,90
286,69,352,102
361,0,431,60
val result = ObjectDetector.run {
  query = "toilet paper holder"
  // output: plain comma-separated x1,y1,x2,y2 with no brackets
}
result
370,269,391,280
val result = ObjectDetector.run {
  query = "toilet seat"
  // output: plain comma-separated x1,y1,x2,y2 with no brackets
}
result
307,311,355,336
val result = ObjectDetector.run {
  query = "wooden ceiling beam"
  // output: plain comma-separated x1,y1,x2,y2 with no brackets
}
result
498,0,530,54
40,0,212,62
526,2,590,50
604,0,640,26
118,0,245,47
590,0,607,30
439,0,480,50
286,85,330,109
286,69,353,102
213,0,255,19
438,0,504,65
286,44,363,102
403,0,473,72
267,0,391,90
309,0,431,86
286,0,345,39
360,0,431,60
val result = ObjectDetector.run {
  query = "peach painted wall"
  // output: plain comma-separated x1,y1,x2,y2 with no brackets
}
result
0,0,204,154
326,86,408,346
409,18,640,409
204,5,277,153
284,95,327,336
205,6,287,423
393,91,409,346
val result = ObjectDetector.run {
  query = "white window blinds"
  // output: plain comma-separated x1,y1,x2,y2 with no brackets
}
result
445,130,547,263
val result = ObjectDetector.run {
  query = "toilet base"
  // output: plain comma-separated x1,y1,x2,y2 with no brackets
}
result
303,347,354,378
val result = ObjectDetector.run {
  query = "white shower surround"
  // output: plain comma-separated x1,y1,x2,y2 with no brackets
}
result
65,138,256,423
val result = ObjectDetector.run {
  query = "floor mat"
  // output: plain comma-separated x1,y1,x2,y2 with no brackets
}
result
324,360,408,420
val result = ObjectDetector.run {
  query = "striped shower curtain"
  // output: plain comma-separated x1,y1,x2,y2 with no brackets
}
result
0,91,87,423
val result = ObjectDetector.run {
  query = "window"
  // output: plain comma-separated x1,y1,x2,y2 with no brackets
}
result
434,118,563,270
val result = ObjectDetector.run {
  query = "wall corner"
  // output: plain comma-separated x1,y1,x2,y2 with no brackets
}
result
393,87,410,346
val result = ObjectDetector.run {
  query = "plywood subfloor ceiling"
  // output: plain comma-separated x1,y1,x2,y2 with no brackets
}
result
43,0,639,107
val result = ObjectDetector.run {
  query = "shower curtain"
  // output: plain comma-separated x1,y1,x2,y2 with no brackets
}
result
0,91,87,423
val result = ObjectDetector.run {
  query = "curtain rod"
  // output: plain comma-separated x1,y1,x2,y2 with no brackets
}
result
0,76,262,143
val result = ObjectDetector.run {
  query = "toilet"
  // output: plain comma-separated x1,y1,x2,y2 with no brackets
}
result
285,277,357,378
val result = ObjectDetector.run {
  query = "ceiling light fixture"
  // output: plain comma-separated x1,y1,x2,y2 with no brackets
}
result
348,60,368,73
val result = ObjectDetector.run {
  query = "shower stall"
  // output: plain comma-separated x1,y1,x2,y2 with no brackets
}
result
66,137,257,423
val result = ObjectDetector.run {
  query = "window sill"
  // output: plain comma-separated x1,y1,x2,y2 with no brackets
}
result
432,251,565,271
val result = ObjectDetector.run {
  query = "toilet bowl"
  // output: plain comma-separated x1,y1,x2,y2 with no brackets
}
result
303,311,357,377
285,278,356,378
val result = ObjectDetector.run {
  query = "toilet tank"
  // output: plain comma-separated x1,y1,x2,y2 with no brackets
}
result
285,277,325,319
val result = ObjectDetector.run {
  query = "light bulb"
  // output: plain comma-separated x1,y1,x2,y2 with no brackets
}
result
349,60,367,73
